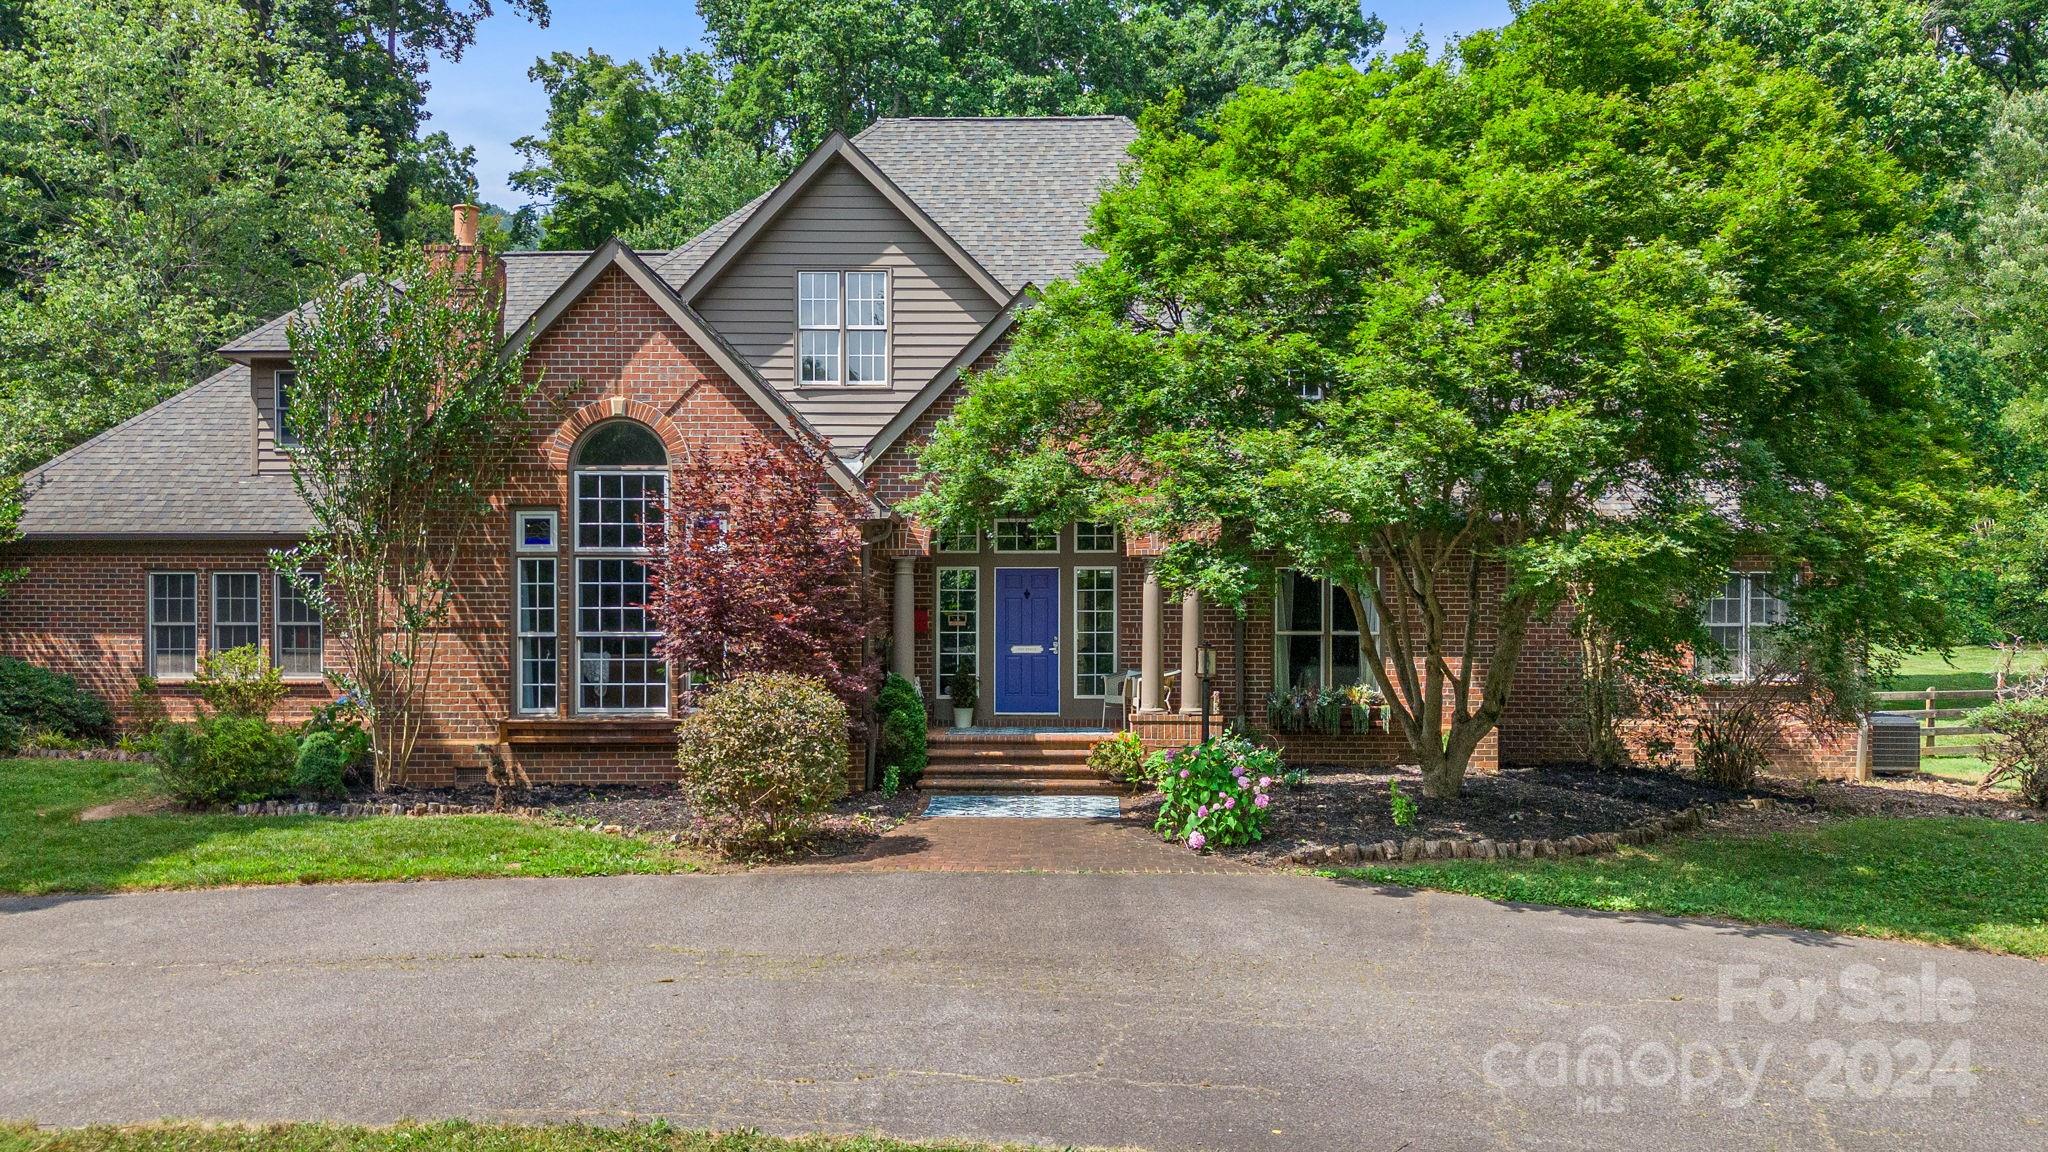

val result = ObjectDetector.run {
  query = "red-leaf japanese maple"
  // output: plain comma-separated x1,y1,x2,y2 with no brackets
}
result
646,433,876,711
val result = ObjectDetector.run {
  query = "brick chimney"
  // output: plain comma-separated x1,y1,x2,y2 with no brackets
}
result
451,202,481,248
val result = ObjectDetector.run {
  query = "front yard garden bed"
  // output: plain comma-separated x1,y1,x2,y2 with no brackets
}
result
1126,762,1781,866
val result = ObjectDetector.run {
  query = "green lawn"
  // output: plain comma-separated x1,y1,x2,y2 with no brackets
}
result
0,758,697,896
1879,644,2046,692
1329,816,2048,957
0,1122,1074,1152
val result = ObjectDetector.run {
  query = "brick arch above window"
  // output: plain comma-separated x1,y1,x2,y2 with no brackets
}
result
545,398,686,471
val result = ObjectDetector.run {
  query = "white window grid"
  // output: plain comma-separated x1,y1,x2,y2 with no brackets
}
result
275,572,324,678
935,524,979,553
845,270,888,384
517,557,558,713
575,557,666,713
797,271,841,384
993,520,1058,552
1274,571,1378,692
1074,522,1117,552
575,471,663,551
210,572,262,655
937,568,980,700
1074,567,1117,699
148,572,197,678
1701,572,1788,681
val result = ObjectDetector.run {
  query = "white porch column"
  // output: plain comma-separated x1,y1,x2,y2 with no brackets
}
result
1179,588,1203,714
1140,561,1164,712
891,556,918,691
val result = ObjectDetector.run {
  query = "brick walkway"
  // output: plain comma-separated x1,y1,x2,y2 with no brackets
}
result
803,802,1259,874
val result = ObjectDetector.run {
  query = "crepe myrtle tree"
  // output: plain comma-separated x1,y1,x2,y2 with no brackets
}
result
646,433,877,714
279,244,536,788
913,0,1970,798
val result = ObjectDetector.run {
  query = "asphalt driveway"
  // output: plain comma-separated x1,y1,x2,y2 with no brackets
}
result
2,872,2041,1150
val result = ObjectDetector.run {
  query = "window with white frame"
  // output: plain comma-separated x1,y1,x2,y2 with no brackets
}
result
796,270,889,385
275,572,324,677
517,556,559,713
993,520,1058,552
211,572,261,654
274,369,299,447
1074,567,1117,698
937,568,979,700
1075,522,1117,552
1700,572,1788,681
148,572,197,677
572,421,668,713
1274,571,1377,692
936,523,979,553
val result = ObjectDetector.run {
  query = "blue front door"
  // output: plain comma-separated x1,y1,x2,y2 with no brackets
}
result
994,568,1060,714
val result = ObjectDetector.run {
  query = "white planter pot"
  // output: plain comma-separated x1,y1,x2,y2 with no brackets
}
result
953,706,975,728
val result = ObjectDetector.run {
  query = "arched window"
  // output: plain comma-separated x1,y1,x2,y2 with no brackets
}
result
572,420,669,712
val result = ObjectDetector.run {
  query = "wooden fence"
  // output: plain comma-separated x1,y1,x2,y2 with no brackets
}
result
1871,685,2002,759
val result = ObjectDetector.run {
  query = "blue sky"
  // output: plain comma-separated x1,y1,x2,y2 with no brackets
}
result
424,0,1516,207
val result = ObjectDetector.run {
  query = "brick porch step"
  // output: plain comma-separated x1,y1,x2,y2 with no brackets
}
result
920,728,1120,795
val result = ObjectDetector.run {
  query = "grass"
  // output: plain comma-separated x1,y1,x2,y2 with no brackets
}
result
0,1122,1080,1152
1328,816,2048,957
0,758,698,896
1878,644,2046,693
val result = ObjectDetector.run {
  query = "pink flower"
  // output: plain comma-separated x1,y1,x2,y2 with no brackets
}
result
1259,776,1272,789
1223,796,1236,810
1197,804,1209,818
1179,768,1190,779
1187,831,1206,850
1255,793,1270,808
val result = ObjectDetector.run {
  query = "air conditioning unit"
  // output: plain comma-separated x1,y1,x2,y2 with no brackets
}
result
1868,711,1922,776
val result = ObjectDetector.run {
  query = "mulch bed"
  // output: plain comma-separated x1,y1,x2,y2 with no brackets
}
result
1125,763,1778,866
327,782,925,860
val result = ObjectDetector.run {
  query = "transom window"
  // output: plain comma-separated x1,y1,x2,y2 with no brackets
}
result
936,523,979,553
797,270,888,385
1701,572,1788,681
148,572,198,677
275,572,324,677
993,520,1058,552
937,568,980,701
1075,522,1117,552
1074,567,1117,698
211,573,261,654
571,421,667,713
1275,571,1378,692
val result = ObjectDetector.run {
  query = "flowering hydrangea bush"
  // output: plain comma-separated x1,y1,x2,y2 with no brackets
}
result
1148,734,1283,851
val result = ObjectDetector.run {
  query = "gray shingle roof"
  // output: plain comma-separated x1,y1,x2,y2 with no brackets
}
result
17,365,312,540
849,117,1135,292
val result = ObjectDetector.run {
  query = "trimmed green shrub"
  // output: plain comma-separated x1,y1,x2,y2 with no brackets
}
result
1087,730,1150,786
300,693,373,783
292,731,353,801
152,714,298,806
194,645,289,721
875,673,927,790
0,655,113,742
677,672,850,852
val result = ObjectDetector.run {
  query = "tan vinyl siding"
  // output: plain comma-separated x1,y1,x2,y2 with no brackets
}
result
250,359,293,475
692,158,1001,448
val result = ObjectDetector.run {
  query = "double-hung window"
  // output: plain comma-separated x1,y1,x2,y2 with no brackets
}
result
275,572,324,677
1274,571,1377,692
1074,567,1118,698
148,572,198,677
797,271,888,385
1701,572,1788,681
211,573,262,654
572,421,668,713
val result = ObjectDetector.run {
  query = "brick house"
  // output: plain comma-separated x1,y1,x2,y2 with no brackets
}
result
0,116,1861,788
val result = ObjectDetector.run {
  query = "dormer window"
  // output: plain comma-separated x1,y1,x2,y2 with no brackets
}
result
274,369,299,447
797,270,888,385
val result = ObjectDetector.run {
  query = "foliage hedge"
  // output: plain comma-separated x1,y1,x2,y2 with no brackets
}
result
152,713,299,806
875,673,927,789
0,656,113,742
677,673,849,853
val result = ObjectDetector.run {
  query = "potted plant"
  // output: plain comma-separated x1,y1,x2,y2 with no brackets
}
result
949,672,979,728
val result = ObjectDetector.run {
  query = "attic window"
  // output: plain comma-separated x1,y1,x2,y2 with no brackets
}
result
274,370,299,447
798,270,888,385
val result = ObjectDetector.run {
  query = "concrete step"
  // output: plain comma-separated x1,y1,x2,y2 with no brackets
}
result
918,775,1123,796
920,759,1098,777
926,747,1094,765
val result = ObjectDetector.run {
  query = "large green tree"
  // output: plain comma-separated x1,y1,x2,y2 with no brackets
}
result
0,0,384,483
914,0,1967,797
512,0,1383,248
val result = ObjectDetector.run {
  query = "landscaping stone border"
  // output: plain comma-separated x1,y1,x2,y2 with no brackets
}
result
13,746,147,762
1277,799,1769,867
